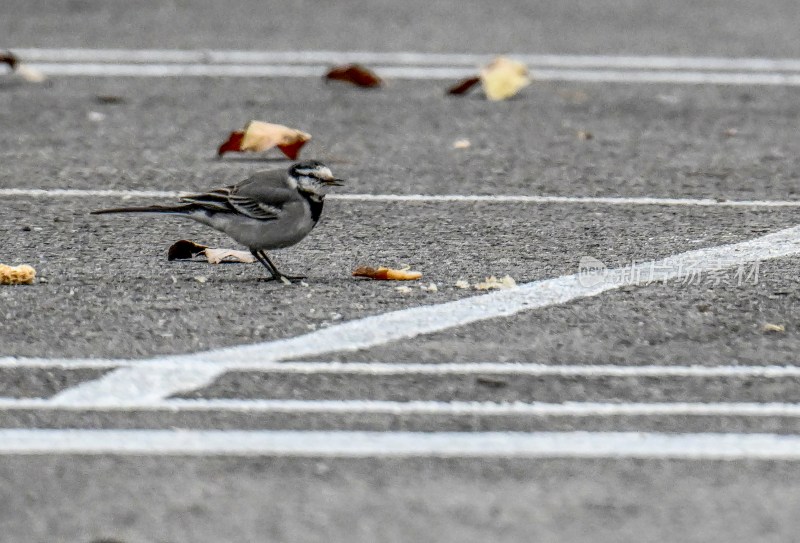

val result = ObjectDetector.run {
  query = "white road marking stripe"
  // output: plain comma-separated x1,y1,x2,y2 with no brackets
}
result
2,429,800,459
14,48,800,72
21,63,800,85
6,398,800,417
3,188,800,208
45,224,800,406
3,357,800,379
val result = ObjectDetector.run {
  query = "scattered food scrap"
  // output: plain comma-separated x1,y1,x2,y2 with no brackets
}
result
217,121,311,159
420,282,439,292
576,130,593,140
452,139,471,149
454,279,471,289
448,56,530,101
167,239,256,264
0,264,36,285
762,323,785,333
353,266,423,281
325,64,383,88
394,286,413,294
474,275,517,290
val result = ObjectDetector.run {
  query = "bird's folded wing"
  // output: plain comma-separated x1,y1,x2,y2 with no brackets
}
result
180,184,295,221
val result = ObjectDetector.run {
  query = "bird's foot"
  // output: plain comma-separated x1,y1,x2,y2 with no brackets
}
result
258,273,306,284
278,274,306,284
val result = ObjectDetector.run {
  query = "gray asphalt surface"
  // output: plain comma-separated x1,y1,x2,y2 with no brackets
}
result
3,1,800,542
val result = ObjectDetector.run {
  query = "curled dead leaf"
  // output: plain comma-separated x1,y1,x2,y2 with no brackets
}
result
217,121,311,159
168,239,208,261
167,240,256,264
0,51,19,70
204,248,256,264
353,266,423,281
447,57,530,101
0,264,36,285
1,51,46,83
480,57,530,101
325,64,383,88
447,76,481,95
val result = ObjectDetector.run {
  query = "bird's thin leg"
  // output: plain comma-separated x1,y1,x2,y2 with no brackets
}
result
258,251,306,283
250,249,279,281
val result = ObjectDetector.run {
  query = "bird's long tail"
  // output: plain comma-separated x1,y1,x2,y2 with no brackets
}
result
90,204,195,215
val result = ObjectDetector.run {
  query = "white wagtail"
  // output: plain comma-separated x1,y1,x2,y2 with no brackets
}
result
92,161,344,282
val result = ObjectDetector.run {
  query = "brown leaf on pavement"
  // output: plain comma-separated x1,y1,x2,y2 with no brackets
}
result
217,121,311,159
168,240,208,261
447,76,480,95
325,64,383,88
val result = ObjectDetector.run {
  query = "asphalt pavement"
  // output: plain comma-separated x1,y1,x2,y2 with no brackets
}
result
3,1,800,542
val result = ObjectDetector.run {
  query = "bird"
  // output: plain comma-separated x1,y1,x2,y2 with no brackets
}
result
91,160,344,283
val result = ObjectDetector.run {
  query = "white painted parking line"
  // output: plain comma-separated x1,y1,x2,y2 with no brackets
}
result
2,429,800,459
3,358,800,378
18,63,800,85
4,188,800,208
41,224,800,406
6,398,800,417
14,48,800,72
10,48,800,84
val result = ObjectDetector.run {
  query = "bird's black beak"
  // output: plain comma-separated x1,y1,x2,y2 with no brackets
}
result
324,178,345,186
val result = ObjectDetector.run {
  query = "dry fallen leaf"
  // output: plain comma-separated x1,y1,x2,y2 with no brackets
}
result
474,275,517,290
447,57,530,101
168,239,208,261
480,57,530,101
1,51,19,70
1,51,46,83
204,248,256,264
353,266,423,281
0,263,36,285
762,323,785,333
167,240,255,264
447,76,481,95
325,64,383,88
217,121,311,159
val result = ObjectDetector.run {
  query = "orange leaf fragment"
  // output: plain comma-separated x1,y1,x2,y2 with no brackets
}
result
217,131,245,157
447,76,480,95
325,64,383,88
217,121,311,159
352,266,422,281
